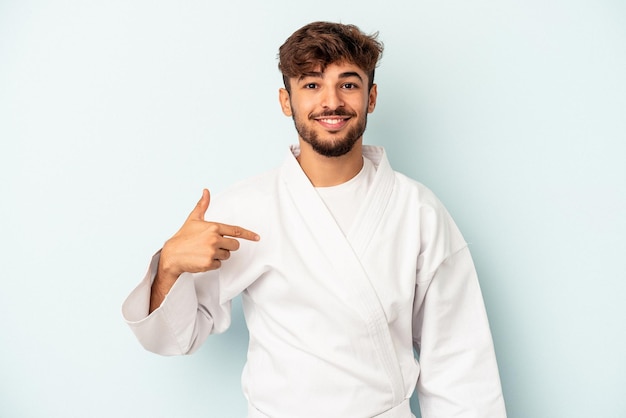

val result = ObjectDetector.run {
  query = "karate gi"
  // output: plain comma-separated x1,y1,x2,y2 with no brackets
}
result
123,145,507,418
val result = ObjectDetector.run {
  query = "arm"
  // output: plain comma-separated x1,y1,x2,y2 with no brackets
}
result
410,199,506,417
413,247,506,417
122,189,260,355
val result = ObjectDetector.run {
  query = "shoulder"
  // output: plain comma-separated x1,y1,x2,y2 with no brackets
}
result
205,167,280,223
392,170,445,211
366,145,444,211
218,167,280,200
391,170,468,255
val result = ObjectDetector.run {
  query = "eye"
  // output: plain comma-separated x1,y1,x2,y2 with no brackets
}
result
342,82,359,89
303,83,318,89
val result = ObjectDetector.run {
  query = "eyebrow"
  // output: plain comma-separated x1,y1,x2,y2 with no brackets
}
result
298,71,364,82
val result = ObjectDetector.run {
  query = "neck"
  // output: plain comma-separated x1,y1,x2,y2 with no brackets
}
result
296,139,364,187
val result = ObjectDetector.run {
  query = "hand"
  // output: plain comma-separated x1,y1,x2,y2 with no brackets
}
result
150,189,260,312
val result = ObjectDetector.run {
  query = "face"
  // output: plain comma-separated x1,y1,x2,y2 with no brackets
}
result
279,62,378,158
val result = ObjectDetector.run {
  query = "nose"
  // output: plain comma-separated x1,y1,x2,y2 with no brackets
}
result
321,87,344,110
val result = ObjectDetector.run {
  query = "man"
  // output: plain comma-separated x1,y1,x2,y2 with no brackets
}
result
123,21,507,418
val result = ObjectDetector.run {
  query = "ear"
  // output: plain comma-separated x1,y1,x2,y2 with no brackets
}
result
279,88,292,117
367,84,378,113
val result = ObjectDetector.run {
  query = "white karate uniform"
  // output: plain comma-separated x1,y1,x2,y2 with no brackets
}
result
122,145,507,418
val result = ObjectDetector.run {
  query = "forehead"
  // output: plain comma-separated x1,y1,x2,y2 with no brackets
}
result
298,61,367,79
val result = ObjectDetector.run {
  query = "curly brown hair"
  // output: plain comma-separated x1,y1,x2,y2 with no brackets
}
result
278,21,384,93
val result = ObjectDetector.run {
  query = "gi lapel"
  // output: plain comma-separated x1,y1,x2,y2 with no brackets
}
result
280,145,405,405
347,146,396,258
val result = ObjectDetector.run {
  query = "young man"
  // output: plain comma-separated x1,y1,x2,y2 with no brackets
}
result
123,22,506,418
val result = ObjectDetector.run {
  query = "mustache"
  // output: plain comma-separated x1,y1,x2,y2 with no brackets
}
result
309,109,356,119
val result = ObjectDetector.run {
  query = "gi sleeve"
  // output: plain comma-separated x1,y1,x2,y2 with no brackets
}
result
412,204,507,417
121,250,232,356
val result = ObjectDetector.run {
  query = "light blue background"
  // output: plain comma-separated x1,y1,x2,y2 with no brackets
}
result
1,1,624,417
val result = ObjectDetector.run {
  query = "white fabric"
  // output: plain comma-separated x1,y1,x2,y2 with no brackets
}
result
122,145,507,418
248,397,413,418
315,156,376,235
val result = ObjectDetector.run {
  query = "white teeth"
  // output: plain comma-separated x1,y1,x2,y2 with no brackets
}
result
321,119,342,124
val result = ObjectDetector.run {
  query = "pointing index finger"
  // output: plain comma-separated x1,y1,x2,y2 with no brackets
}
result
216,223,260,241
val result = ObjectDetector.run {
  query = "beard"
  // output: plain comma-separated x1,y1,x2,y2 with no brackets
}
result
292,108,368,158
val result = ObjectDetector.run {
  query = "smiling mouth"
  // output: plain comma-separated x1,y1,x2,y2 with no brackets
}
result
315,117,350,124
314,116,351,130
311,110,354,130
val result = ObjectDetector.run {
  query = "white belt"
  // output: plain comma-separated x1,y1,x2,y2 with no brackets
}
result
247,398,414,418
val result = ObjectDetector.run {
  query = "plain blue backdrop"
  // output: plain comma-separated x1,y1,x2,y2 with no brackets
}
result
1,1,624,417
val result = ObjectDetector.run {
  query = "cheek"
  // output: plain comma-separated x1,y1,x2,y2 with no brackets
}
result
352,93,371,113
290,100,313,120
